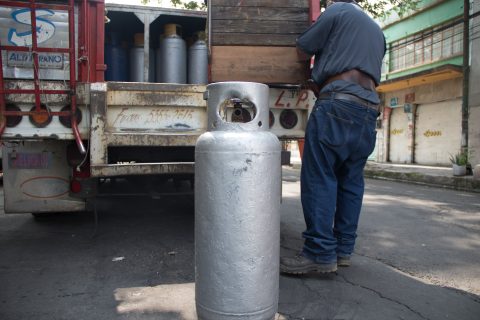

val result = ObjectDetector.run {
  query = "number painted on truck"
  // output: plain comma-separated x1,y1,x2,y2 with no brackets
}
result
108,107,204,131
270,89,313,109
144,109,195,124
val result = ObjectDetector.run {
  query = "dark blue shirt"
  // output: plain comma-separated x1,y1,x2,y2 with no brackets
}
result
296,3,386,104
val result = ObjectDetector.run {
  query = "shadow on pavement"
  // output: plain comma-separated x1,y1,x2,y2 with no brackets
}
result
279,177,480,320
1,175,479,320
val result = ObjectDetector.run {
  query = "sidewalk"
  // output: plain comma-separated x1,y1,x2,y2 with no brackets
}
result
288,142,480,193
364,162,480,193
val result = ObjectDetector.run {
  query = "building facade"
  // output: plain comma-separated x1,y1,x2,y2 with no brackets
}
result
469,0,480,166
375,0,478,166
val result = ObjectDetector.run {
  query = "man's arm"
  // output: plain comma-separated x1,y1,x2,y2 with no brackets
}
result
296,4,338,55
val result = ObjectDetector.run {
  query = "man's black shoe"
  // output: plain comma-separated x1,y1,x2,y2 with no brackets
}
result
337,256,351,267
280,254,337,275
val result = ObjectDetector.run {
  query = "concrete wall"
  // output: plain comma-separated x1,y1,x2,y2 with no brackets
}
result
383,77,463,106
469,0,480,166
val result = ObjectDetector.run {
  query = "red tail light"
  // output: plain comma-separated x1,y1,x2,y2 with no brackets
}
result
67,142,90,194
70,179,82,193
29,104,52,128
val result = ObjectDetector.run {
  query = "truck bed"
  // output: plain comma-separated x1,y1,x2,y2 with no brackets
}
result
90,82,206,177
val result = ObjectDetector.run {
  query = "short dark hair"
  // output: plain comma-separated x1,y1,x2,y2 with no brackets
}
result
324,0,360,8
332,0,360,7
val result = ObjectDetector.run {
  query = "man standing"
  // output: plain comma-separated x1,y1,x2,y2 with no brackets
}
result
280,0,386,274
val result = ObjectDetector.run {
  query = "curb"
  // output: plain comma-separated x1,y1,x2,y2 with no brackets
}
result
364,168,480,193
286,161,480,193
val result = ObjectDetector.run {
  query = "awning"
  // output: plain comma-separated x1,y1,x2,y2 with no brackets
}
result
377,64,463,93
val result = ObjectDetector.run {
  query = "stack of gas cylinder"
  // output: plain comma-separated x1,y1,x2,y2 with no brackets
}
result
105,24,208,84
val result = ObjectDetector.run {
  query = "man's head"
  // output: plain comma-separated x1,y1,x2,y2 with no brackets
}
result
327,0,359,6
331,0,359,3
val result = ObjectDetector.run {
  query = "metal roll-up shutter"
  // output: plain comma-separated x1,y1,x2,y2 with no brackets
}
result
414,99,462,165
388,107,410,163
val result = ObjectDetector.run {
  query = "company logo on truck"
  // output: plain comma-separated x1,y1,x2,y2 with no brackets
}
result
6,8,63,69
8,8,55,46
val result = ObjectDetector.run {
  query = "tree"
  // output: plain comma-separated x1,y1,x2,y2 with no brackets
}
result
328,0,421,18
140,0,206,10
167,0,206,10
142,1,420,18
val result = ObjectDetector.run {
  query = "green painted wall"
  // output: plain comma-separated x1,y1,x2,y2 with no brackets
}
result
384,56,462,80
381,0,464,81
383,0,463,43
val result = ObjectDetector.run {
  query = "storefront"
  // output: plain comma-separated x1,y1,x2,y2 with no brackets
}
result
388,106,411,163
378,67,463,165
414,99,462,165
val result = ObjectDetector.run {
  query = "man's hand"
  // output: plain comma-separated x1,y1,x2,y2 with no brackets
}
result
302,79,320,99
296,47,311,61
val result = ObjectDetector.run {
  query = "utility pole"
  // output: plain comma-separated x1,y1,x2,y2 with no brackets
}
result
462,0,470,149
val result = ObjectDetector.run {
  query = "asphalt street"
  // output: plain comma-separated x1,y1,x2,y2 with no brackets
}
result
0,168,479,320
281,167,480,319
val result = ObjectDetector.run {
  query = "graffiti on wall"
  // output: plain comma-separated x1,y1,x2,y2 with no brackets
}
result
423,130,442,137
390,128,404,135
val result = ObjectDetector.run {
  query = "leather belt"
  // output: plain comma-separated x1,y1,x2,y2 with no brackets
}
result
317,92,379,111
305,69,378,102
321,69,376,92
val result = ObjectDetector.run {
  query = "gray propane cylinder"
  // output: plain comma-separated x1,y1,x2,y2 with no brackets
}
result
195,82,281,320
188,32,208,84
159,24,187,84
155,39,162,82
129,33,154,82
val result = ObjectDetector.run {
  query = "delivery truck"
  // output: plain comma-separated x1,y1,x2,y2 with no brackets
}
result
0,0,317,215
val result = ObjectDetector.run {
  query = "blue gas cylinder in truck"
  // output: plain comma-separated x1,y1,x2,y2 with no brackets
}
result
105,32,128,81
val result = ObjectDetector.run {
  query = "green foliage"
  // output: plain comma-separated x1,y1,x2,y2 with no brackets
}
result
449,149,470,166
175,0,206,10
320,0,421,19
140,0,206,10
139,0,419,16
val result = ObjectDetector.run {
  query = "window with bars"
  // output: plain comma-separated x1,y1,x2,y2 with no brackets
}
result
389,20,463,72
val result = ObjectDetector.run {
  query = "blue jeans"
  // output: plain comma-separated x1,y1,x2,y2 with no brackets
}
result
301,97,379,264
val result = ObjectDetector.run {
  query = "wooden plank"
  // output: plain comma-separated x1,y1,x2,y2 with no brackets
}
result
211,19,307,34
211,6,308,22
210,0,310,46
211,33,298,46
210,0,309,8
210,46,308,84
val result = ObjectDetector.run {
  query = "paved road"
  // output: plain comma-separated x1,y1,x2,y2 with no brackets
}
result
281,168,480,319
0,170,479,320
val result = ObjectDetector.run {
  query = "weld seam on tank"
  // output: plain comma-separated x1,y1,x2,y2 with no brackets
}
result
196,303,277,317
